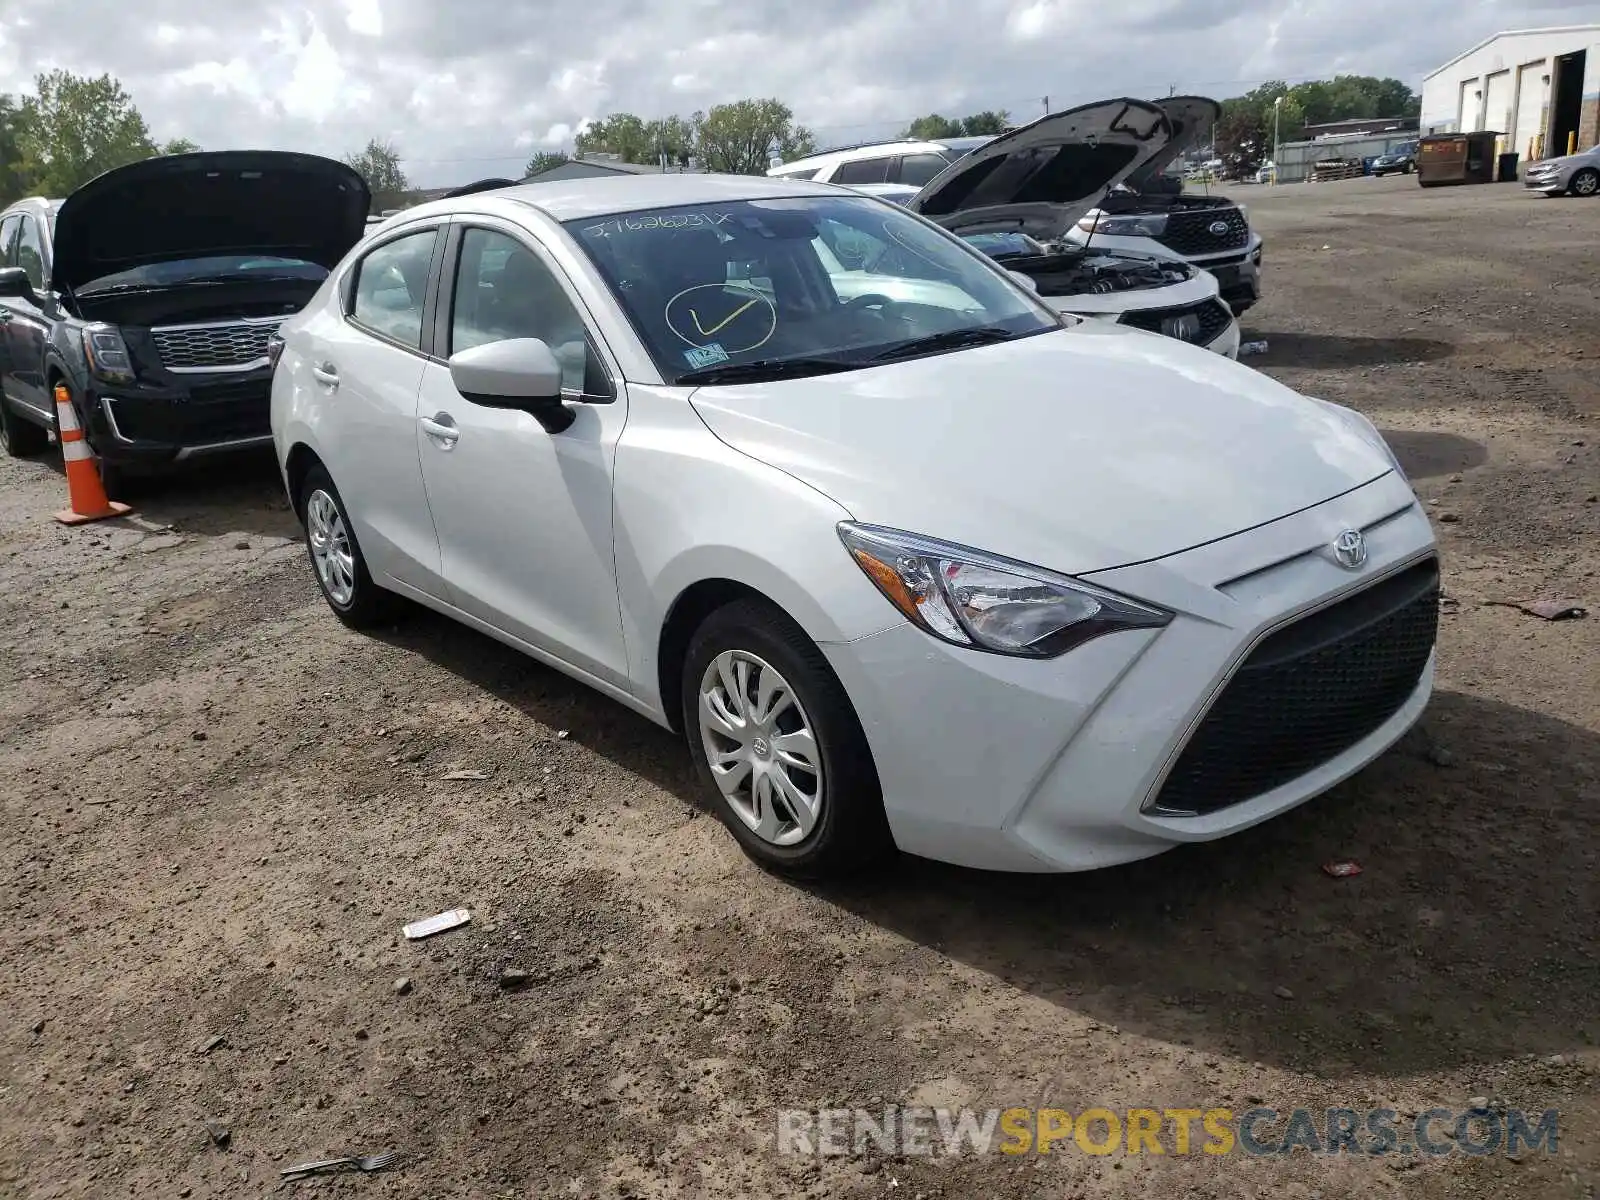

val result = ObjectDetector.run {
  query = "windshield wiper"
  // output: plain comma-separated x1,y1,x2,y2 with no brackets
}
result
80,274,318,296
867,326,1020,363
675,356,856,385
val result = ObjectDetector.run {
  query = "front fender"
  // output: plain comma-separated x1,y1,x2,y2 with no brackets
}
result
611,385,903,716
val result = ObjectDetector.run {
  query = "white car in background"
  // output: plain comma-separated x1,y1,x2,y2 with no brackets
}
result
768,135,995,188
1064,97,1264,315
271,171,1437,879
842,100,1241,357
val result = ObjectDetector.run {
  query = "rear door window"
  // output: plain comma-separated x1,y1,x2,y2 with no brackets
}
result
896,153,951,186
833,157,892,184
349,228,439,350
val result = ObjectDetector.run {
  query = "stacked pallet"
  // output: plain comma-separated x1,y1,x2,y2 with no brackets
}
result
1311,159,1366,183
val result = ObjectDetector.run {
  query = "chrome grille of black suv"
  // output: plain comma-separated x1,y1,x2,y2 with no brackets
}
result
1156,208,1250,256
151,318,284,371
1150,557,1440,816
1119,299,1233,346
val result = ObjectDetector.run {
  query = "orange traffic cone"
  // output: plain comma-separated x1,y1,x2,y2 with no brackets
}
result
53,383,132,525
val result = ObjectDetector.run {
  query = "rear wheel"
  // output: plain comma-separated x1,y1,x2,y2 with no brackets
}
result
298,463,394,629
682,599,891,878
0,393,49,457
1570,168,1599,197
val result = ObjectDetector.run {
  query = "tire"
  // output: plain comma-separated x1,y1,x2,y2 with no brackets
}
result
1570,168,1599,197
0,392,49,457
681,598,892,878
297,463,394,629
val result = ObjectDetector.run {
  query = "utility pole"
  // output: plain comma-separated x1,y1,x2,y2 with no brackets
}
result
1168,84,1177,97
1042,96,1049,116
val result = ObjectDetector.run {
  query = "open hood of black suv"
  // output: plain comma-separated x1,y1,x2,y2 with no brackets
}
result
1121,96,1222,193
52,150,371,293
905,98,1172,240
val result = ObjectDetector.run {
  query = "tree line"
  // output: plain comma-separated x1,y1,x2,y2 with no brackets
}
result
1214,76,1423,177
0,68,1424,215
0,71,198,205
555,103,1014,177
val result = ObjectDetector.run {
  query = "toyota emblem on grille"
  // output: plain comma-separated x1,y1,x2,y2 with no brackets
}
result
1332,529,1367,569
1208,220,1231,235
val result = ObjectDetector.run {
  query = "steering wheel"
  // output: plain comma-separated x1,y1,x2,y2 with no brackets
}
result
840,293,899,314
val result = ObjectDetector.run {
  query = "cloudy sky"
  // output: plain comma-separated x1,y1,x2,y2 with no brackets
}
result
1,0,1595,185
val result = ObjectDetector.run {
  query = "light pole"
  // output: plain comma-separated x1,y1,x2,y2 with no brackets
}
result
1272,95,1284,185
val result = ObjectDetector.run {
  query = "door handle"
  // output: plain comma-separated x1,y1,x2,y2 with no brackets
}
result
419,413,459,447
311,363,339,388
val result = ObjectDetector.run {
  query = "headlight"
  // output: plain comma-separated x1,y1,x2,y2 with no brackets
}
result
82,323,135,384
1074,212,1169,237
1237,203,1250,224
838,523,1172,658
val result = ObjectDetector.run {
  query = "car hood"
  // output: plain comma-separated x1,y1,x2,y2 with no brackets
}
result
52,150,371,292
905,98,1172,241
1536,151,1596,169
1122,96,1223,193
688,324,1392,575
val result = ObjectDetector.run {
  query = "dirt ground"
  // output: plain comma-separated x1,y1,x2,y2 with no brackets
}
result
1,172,1597,1200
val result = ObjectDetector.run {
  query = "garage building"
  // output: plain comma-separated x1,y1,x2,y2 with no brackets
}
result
1420,25,1600,161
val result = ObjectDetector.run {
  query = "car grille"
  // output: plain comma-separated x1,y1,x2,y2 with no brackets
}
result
1119,299,1233,346
1150,557,1440,816
151,318,284,372
1156,208,1250,256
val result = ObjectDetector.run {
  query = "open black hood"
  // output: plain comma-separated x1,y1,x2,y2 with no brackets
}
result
52,150,371,292
1122,96,1222,192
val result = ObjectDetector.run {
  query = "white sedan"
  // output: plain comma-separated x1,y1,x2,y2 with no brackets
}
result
270,172,1438,877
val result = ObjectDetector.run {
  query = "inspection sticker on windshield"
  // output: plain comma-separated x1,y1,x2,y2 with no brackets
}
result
683,343,730,368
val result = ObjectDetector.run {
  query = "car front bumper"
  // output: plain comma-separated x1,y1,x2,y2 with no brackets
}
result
87,369,275,468
823,470,1436,872
1207,246,1262,311
1523,172,1568,194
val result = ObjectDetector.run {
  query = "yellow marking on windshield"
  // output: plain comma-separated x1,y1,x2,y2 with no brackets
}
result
690,297,761,337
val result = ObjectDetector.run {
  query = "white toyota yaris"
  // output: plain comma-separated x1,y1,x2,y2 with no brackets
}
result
269,171,1438,877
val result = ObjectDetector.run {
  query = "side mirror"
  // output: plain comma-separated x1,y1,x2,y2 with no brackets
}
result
1006,269,1040,294
0,266,37,302
448,337,573,433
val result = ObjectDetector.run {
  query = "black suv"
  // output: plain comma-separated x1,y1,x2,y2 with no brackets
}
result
1371,141,1418,177
0,151,369,494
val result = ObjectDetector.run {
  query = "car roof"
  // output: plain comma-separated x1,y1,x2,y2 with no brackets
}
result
770,140,959,173
0,197,64,218
398,172,847,224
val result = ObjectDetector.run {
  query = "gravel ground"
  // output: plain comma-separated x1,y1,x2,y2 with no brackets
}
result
0,172,1596,1199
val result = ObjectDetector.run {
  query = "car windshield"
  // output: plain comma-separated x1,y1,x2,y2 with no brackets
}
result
76,255,328,293
564,196,1059,384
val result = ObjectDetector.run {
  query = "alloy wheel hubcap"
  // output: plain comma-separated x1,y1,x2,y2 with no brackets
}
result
697,649,823,847
305,488,357,607
1578,174,1598,195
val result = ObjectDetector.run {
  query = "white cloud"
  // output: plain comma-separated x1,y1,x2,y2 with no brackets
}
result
344,0,383,37
0,0,1588,186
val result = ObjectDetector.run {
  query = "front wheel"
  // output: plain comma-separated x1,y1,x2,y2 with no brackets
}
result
1570,168,1599,197
298,463,394,629
0,394,49,457
682,599,891,877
